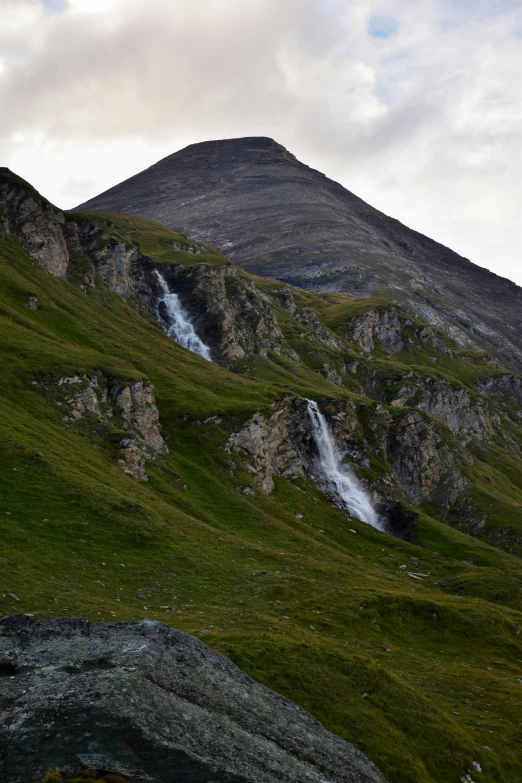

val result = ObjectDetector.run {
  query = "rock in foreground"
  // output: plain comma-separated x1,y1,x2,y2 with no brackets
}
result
0,616,387,783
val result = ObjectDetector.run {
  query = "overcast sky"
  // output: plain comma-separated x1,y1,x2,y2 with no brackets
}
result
1,0,521,284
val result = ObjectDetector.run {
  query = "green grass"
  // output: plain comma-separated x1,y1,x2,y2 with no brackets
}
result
1,214,522,783
70,210,231,268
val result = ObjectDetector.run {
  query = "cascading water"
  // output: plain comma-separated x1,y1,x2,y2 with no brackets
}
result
155,270,212,361
307,400,384,530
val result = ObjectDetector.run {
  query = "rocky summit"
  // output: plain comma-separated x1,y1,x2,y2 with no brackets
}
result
0,615,387,783
78,137,522,369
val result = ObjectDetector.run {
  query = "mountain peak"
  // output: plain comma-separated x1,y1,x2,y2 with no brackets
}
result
179,135,286,153
154,136,297,169
77,137,522,368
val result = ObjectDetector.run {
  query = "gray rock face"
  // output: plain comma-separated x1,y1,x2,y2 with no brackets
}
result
56,373,108,420
1,176,69,277
113,381,168,479
226,397,311,493
67,219,144,299
117,438,150,482
161,263,294,368
113,381,167,459
390,377,497,442
95,239,140,299
418,326,453,357
44,374,167,480
0,615,387,783
227,396,367,498
76,137,522,369
346,309,403,354
387,410,467,508
66,220,296,369
476,374,522,412
294,307,344,350
227,396,466,520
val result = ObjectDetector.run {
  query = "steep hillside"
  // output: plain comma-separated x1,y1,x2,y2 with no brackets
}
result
77,137,522,369
2,168,522,783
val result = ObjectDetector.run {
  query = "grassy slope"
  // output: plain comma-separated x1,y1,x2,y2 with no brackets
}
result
1,221,522,783
75,211,522,556
71,209,229,268
252,278,522,554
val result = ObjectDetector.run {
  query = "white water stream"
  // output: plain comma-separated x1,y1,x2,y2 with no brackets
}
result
307,400,384,530
155,271,212,361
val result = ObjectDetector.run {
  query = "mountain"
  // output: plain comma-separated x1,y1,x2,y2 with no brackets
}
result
78,136,522,369
2,166,522,782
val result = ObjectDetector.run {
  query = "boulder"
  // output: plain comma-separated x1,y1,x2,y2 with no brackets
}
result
0,616,387,783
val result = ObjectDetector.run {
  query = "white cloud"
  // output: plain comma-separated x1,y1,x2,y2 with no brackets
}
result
68,0,120,12
0,0,520,283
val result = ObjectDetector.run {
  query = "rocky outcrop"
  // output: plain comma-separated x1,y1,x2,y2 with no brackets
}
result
55,374,108,420
347,309,380,352
345,309,403,354
0,615,387,783
47,375,167,480
387,410,467,509
390,376,497,441
228,396,467,520
112,381,167,458
117,438,151,482
155,263,295,368
171,238,209,254
374,311,404,353
227,399,308,493
418,325,453,356
65,220,143,299
476,374,522,413
112,381,167,479
227,396,365,496
320,363,346,385
294,307,344,350
94,240,140,299
63,219,296,369
0,176,69,277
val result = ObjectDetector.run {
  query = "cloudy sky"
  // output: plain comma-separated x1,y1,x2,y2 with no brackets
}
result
1,0,521,284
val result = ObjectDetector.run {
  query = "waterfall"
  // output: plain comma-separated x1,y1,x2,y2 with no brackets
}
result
307,400,384,530
155,271,212,361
